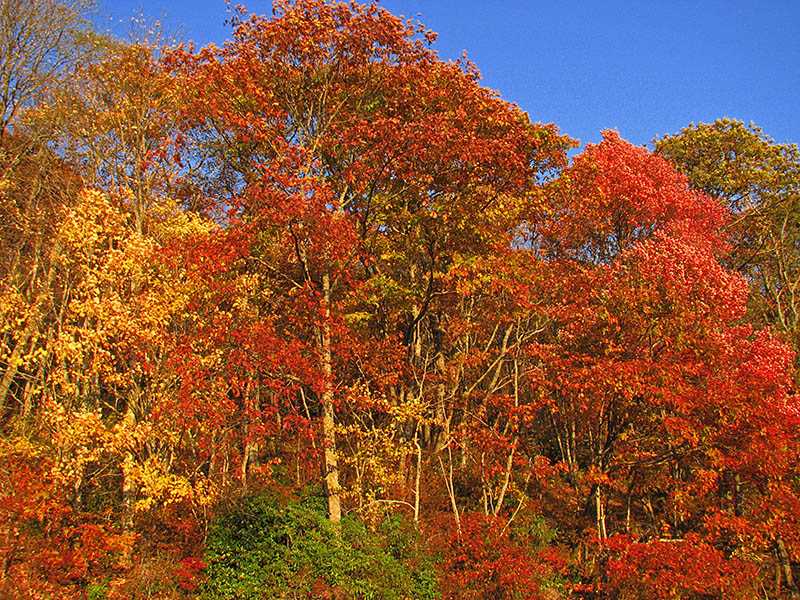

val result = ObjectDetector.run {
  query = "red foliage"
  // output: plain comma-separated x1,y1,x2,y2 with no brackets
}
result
440,514,565,600
0,441,134,599
605,534,759,599
176,557,206,592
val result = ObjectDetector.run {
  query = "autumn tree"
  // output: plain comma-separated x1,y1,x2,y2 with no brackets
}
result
0,0,95,141
171,0,571,523
518,131,799,597
655,119,800,363
0,9,220,595
4,0,799,597
0,0,97,418
656,122,800,594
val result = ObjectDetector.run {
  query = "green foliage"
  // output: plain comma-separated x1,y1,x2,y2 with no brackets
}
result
86,580,109,600
509,508,558,547
202,493,439,600
654,118,800,209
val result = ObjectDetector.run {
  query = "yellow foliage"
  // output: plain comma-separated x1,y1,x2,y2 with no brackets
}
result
338,385,416,506
127,456,218,512
41,401,113,488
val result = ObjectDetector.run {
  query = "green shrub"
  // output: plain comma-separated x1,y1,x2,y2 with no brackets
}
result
202,493,438,600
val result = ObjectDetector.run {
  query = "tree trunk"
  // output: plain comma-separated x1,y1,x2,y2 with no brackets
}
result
240,382,261,488
777,536,799,597
320,271,341,524
0,318,36,414
439,445,461,536
595,485,607,540
121,404,136,530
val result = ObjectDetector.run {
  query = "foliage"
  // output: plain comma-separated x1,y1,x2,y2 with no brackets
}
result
656,119,800,360
0,437,135,600
202,493,439,600
0,0,95,138
439,512,568,600
604,534,759,600
1,2,799,599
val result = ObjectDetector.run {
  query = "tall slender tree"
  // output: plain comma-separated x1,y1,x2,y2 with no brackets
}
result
171,0,572,521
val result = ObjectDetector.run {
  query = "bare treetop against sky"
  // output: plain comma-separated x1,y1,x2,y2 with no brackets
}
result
97,0,800,149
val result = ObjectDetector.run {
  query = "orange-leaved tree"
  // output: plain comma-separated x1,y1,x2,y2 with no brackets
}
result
169,0,572,523
520,132,799,597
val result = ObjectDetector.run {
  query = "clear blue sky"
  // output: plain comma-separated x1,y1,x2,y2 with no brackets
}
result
96,0,800,149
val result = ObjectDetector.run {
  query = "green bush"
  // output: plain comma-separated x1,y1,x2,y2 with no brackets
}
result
202,493,438,600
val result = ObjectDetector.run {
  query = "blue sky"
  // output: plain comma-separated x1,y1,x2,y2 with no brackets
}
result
96,0,800,150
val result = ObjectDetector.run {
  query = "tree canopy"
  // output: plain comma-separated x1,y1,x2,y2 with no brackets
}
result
0,2,798,599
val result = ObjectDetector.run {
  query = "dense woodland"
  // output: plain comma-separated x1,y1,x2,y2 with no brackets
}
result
1,1,800,598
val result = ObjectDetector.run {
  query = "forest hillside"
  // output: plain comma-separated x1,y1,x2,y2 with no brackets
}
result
1,1,799,598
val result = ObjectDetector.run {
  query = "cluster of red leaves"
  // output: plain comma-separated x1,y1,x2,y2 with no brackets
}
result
0,441,134,599
604,534,758,600
440,514,568,600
